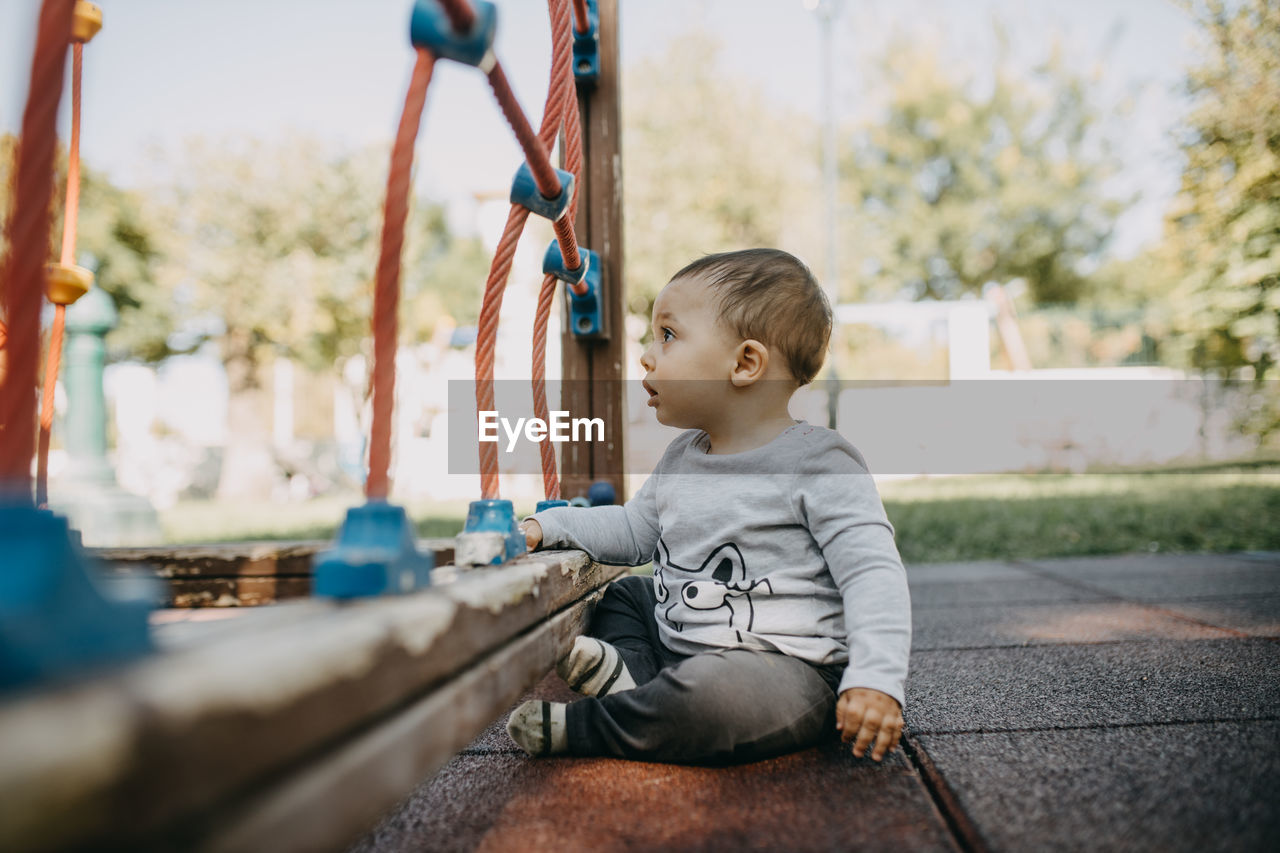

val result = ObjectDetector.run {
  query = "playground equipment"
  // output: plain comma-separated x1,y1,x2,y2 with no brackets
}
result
312,0,608,583
1,2,628,846
0,0,156,692
2,0,624,671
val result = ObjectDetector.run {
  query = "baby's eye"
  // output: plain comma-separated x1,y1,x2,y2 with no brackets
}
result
661,327,674,342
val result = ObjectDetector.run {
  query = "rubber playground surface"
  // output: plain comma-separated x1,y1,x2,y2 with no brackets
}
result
350,551,1280,852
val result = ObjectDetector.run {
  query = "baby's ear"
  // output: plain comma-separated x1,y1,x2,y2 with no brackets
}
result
731,339,769,386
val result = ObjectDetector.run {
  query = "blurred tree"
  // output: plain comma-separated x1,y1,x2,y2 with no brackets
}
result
622,35,820,327
840,28,1131,305
155,136,489,497
1160,0,1279,384
1,133,173,362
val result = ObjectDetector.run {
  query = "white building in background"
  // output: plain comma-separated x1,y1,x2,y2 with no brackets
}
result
101,271,1260,509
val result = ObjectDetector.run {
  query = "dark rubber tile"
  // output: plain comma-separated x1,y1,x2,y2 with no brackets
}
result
908,576,1113,609
353,741,958,853
915,720,1280,853
1032,565,1280,602
1148,594,1280,637
904,638,1280,734
911,600,1237,651
1021,551,1279,579
906,561,1041,583
1011,554,1279,604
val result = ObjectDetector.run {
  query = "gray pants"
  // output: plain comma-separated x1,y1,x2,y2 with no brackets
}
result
565,575,843,764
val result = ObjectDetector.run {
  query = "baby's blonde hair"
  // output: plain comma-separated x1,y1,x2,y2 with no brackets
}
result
672,248,832,386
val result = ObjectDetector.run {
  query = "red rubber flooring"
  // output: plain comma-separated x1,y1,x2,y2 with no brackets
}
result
350,551,1280,852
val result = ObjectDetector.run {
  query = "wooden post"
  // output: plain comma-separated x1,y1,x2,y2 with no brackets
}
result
561,0,626,501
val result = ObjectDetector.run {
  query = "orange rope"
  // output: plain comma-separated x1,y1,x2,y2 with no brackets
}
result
34,305,64,507
60,43,82,268
437,0,477,35
365,47,436,501
531,0,587,500
571,0,591,34
35,41,83,508
0,0,75,500
474,0,579,500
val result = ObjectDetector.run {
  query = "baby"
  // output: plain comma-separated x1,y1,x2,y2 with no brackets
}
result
508,248,911,765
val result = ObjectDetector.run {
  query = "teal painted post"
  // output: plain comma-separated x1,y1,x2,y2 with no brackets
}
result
63,287,116,482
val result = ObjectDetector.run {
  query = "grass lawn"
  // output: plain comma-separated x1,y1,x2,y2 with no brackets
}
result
159,457,1280,565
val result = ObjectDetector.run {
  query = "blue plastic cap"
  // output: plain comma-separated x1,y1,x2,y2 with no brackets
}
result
409,0,498,68
587,480,616,506
462,499,527,564
572,1,600,84
510,162,575,222
535,499,569,513
1,502,153,692
313,501,433,599
568,249,604,338
542,240,589,286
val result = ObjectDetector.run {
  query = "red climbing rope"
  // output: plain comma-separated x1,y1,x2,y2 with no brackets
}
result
531,0,587,501
35,41,84,508
474,0,583,500
485,61,585,284
436,0,477,35
366,47,436,502
572,0,591,34
0,0,76,501
61,44,83,268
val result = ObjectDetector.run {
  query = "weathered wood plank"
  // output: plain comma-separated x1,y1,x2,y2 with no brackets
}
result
195,594,599,853
91,538,457,578
100,575,313,608
0,551,622,852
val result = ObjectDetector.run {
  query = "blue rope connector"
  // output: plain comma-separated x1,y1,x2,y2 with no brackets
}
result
510,162,575,222
588,480,616,506
409,0,498,68
457,499,526,566
573,0,600,85
542,239,590,286
560,247,604,338
313,501,433,599
1,502,154,692
535,499,569,512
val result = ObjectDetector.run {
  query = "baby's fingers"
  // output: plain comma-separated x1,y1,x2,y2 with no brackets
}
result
836,700,864,742
870,720,904,761
851,711,883,758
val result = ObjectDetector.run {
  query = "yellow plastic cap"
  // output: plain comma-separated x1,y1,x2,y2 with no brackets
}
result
71,1,103,43
45,263,94,305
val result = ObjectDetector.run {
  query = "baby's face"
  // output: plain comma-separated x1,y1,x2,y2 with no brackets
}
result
639,275,740,429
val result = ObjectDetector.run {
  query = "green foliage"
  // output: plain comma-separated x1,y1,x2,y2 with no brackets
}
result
622,35,818,326
841,28,1130,305
154,136,489,391
1159,0,1280,385
1,133,173,361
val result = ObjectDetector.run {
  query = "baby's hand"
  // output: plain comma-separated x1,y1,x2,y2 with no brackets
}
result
835,687,903,762
518,519,543,551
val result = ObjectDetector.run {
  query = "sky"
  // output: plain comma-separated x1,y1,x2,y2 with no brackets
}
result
2,0,1201,258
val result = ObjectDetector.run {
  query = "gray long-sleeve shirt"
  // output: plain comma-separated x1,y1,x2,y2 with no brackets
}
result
531,420,912,710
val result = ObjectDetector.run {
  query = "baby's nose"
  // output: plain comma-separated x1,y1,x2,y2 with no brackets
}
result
639,345,655,371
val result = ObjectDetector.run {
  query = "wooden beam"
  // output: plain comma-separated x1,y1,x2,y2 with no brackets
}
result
92,539,457,579
0,552,624,851
90,539,457,608
194,595,600,853
561,0,626,502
